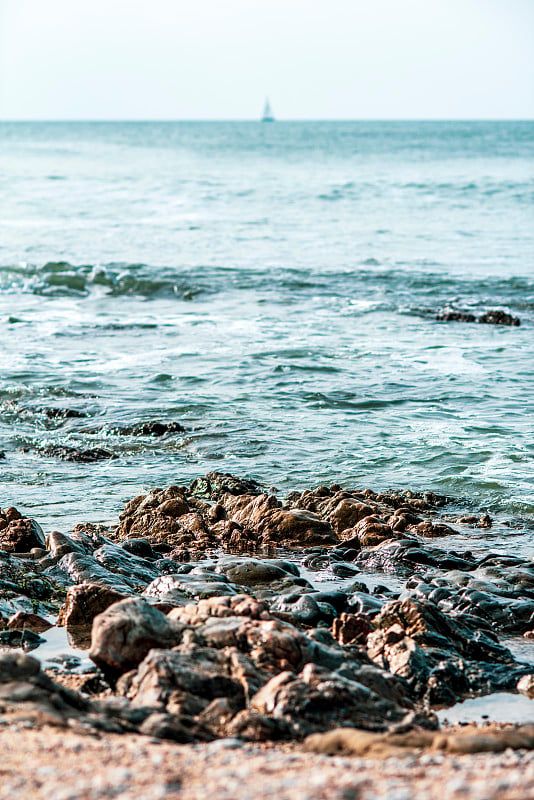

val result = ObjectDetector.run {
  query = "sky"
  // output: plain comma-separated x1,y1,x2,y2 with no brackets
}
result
0,0,533,120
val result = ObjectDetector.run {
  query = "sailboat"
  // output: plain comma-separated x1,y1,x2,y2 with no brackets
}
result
261,98,275,122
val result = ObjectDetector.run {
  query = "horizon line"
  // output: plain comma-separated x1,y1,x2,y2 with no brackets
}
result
1,117,533,123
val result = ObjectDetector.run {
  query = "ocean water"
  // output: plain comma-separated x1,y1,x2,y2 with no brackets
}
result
0,121,533,553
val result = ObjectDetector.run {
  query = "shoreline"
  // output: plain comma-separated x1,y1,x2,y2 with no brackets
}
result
1,471,534,796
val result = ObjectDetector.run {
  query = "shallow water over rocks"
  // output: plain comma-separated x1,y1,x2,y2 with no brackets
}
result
1,473,533,743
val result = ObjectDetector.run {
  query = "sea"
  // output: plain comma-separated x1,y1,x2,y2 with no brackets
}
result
0,120,533,558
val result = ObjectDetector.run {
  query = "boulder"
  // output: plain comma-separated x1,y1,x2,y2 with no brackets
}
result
0,508,46,553
89,597,183,681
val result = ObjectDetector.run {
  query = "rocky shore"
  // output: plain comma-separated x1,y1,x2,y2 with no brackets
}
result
1,472,533,797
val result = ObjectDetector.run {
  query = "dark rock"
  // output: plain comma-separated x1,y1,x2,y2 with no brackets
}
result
436,310,477,323
113,421,187,437
120,538,156,560
190,472,263,500
478,310,520,326
214,558,299,587
44,552,137,593
35,445,117,462
41,407,88,420
0,628,45,650
250,662,412,737
117,646,246,714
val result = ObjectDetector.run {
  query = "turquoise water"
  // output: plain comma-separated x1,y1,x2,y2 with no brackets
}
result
0,121,533,547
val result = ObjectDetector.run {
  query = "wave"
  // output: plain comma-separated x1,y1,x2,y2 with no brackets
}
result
0,263,532,322
0,261,210,299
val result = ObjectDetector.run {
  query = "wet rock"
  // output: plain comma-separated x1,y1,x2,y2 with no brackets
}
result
226,495,337,547
367,597,530,702
6,611,53,633
120,538,156,560
93,543,160,586
0,628,45,651
190,472,263,501
34,445,117,462
40,407,88,420
328,498,375,534
214,558,299,588
250,662,410,737
46,531,86,559
113,421,187,437
89,597,184,681
57,583,130,645
351,516,397,547
269,593,334,627
44,552,137,593
355,538,477,575
436,310,477,323
0,508,46,553
478,310,520,326
332,612,374,645
331,562,360,578
144,572,238,603
116,486,218,553
117,645,246,717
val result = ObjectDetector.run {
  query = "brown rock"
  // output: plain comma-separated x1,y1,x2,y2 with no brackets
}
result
6,612,53,634
57,583,130,645
328,499,374,534
354,516,396,547
0,509,46,553
332,612,374,645
89,597,183,681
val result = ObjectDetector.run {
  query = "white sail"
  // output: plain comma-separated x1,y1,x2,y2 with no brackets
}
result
261,98,275,122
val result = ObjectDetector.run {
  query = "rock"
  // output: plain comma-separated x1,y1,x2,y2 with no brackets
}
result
40,407,87,420
93,544,160,586
144,573,237,603
329,499,375,534
0,652,41,682
517,674,534,698
226,495,337,547
0,509,46,553
332,612,374,645
478,310,520,326
6,612,53,633
113,421,187,437
352,516,396,547
47,531,85,559
57,583,130,645
34,445,117,462
89,597,183,682
436,310,477,323
0,628,46,650
117,646,246,715
215,558,298,587
189,472,263,500
251,662,410,737
120,538,156,560
367,597,530,702
45,552,136,593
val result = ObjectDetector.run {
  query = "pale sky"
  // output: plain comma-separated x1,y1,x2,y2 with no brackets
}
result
0,0,533,120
